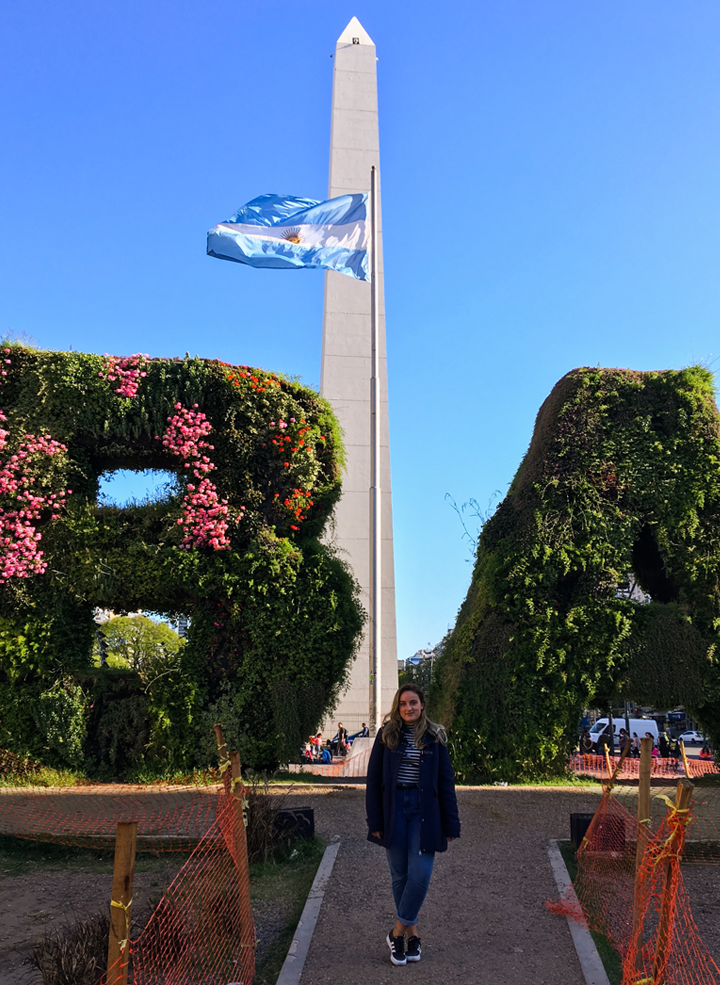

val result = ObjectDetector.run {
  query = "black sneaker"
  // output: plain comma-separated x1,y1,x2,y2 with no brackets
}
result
406,936,422,962
386,931,407,966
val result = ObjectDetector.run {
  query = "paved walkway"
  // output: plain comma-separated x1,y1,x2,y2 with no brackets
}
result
288,784,604,985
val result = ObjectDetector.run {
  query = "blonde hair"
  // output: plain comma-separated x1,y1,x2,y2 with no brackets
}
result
381,684,446,751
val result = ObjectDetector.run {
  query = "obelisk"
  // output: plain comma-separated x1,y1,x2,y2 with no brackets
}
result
321,17,398,732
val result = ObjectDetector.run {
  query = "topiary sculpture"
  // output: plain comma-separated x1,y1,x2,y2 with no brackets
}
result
431,366,720,780
0,343,363,774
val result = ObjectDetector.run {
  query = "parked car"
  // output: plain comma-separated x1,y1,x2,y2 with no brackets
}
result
679,730,705,745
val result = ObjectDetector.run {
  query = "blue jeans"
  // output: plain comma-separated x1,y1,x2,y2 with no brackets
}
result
385,788,435,926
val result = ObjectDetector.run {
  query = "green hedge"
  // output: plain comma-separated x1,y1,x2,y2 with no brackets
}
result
431,367,720,780
0,344,363,775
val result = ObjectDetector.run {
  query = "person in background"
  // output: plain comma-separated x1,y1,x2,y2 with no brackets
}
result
616,728,629,755
658,731,670,758
348,722,371,742
630,732,641,758
581,730,594,756
331,722,348,757
700,742,713,760
594,728,608,756
366,684,460,966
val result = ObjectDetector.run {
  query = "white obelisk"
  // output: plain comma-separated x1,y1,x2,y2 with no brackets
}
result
321,17,397,733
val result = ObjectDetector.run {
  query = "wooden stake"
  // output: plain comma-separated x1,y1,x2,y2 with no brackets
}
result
608,736,632,787
680,739,690,778
229,750,255,985
214,722,228,766
107,821,137,985
652,778,694,985
604,745,612,782
635,737,653,870
631,736,653,969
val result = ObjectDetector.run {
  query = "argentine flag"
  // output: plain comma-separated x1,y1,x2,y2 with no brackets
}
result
207,193,369,281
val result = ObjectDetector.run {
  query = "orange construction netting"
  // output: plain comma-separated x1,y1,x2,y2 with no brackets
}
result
0,753,256,984
569,751,719,782
0,778,223,851
551,780,720,984
123,781,255,985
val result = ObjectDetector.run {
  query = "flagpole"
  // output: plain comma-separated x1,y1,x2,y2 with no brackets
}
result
370,165,382,734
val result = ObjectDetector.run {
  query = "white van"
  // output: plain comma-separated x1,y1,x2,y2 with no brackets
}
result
588,718,659,745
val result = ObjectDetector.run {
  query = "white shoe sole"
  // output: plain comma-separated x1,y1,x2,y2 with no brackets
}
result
386,933,407,966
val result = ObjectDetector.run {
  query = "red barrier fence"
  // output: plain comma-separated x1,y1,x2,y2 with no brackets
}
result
551,738,720,984
569,752,718,782
1,749,255,984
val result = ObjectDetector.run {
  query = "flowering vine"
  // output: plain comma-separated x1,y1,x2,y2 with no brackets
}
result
260,415,324,533
273,488,315,531
265,416,325,467
98,353,149,398
1,347,11,385
157,403,236,550
222,364,280,393
0,416,70,583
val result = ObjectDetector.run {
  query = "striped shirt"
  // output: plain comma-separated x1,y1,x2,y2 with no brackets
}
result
397,725,421,785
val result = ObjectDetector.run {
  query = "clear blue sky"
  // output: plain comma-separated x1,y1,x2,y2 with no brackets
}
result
2,2,720,659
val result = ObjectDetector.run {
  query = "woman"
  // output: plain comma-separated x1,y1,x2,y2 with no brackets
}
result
365,684,460,966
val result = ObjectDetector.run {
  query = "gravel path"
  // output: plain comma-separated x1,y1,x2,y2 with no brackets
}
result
683,865,720,964
286,784,605,985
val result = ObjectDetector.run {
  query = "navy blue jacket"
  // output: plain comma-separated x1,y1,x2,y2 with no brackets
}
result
365,727,461,853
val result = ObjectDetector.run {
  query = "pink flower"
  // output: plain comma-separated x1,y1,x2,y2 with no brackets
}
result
98,353,150,399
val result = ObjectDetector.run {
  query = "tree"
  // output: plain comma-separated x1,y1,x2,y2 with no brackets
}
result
94,615,184,684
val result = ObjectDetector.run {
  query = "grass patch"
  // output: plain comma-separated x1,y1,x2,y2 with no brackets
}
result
0,765,85,788
690,773,720,788
557,840,623,985
456,774,603,788
250,835,325,985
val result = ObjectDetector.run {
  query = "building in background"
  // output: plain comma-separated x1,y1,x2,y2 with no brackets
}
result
398,642,443,692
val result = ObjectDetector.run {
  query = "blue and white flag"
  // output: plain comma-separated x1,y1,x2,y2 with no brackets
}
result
207,193,369,281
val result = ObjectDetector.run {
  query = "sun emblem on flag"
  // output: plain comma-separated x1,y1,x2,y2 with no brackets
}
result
282,228,302,244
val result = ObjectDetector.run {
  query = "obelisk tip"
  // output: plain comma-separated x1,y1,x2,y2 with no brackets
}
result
337,16,374,46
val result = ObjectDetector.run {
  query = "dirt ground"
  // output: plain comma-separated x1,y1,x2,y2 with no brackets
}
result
0,862,182,984
682,865,720,965
0,846,314,985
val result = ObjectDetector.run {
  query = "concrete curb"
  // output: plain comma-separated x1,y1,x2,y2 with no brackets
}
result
276,841,340,985
547,839,611,985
